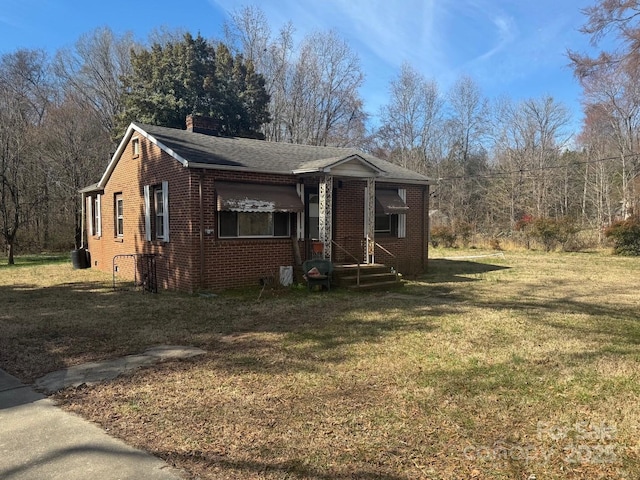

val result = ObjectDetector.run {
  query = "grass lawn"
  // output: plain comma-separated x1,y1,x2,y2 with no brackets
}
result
1,249,639,479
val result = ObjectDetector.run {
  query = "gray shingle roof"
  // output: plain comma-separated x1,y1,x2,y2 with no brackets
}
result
137,123,432,184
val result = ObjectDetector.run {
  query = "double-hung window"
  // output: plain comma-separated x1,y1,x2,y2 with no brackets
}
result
93,195,102,237
115,194,124,237
144,181,169,242
87,194,102,237
372,188,408,238
154,186,165,239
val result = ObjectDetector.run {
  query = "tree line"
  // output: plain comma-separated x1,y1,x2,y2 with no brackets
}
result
2,1,639,263
224,4,640,249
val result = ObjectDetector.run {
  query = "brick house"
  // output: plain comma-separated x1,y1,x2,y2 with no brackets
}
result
81,115,433,291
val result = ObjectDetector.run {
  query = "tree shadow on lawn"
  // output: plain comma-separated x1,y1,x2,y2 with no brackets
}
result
0,278,461,382
157,450,407,480
4,258,637,384
422,259,511,283
478,279,640,346
197,296,452,376
0,281,135,381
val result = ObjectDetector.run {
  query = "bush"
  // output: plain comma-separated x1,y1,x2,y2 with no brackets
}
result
604,218,640,256
453,221,474,247
529,217,579,252
431,226,457,248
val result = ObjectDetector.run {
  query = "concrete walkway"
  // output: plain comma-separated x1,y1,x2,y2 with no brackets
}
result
35,345,206,394
0,345,206,480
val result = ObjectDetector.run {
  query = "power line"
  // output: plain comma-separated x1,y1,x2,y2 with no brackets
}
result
436,152,640,182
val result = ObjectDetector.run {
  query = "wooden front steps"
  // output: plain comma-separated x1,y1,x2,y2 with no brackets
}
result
332,263,404,291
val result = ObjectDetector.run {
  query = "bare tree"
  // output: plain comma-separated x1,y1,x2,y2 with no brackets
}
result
489,97,532,229
224,5,271,68
0,50,51,264
568,0,640,79
224,6,297,142
53,27,137,137
578,104,623,236
40,95,112,248
570,0,640,219
521,96,572,217
285,30,365,146
377,62,443,172
488,96,572,231
437,76,491,226
224,7,366,147
446,75,489,164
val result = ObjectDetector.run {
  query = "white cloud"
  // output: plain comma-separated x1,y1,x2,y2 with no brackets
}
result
207,0,587,114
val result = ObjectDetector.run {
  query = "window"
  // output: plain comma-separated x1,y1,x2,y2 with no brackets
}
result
215,182,302,239
307,193,320,239
375,212,392,234
144,182,169,242
93,195,101,237
219,211,291,238
132,137,140,157
115,194,124,237
154,187,165,239
370,188,407,237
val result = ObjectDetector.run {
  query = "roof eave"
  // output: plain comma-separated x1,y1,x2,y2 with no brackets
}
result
78,183,104,194
376,176,435,186
97,123,190,189
186,161,294,176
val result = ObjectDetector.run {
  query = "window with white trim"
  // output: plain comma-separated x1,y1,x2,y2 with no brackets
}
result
115,193,124,237
373,188,408,237
132,137,140,157
154,186,165,239
375,210,397,234
92,194,101,237
144,182,169,242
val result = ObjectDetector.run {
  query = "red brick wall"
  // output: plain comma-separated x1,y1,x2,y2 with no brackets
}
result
86,133,196,291
373,184,429,276
333,180,366,263
331,181,429,275
87,134,429,291
199,170,300,291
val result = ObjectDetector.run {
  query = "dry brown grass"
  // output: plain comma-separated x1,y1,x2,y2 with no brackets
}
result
1,250,639,479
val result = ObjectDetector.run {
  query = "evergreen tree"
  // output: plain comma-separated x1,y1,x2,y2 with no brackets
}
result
119,33,270,137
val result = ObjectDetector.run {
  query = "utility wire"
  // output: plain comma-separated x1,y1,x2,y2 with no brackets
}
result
436,152,640,182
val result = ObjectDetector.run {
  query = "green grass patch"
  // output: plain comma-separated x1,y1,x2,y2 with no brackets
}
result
0,253,70,268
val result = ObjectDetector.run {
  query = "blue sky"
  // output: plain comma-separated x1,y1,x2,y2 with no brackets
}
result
1,0,596,132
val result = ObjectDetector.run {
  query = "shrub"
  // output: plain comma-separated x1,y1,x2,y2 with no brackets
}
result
489,238,502,251
529,217,579,252
604,218,640,256
453,221,474,247
431,226,457,248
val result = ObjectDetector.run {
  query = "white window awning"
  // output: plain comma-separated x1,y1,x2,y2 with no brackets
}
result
216,182,304,213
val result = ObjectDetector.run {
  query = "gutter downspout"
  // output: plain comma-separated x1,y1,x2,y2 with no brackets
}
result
80,192,86,249
423,185,429,271
199,169,205,290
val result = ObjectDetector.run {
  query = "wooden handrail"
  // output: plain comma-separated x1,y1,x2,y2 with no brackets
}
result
331,240,361,286
374,242,398,281
374,242,396,259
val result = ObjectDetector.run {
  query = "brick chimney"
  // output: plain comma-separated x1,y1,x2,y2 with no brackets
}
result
186,114,219,136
